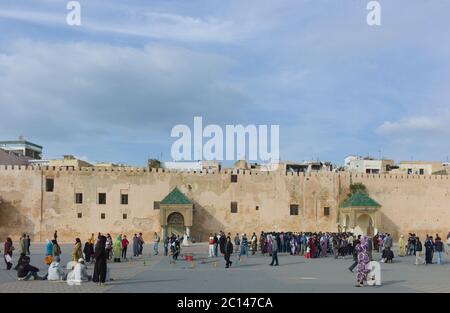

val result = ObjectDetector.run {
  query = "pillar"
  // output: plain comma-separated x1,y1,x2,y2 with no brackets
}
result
162,225,167,240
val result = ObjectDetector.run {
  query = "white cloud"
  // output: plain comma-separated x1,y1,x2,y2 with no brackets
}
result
0,8,246,43
0,40,250,146
378,116,446,135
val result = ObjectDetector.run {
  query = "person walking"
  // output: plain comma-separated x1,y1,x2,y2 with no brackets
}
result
208,233,215,258
415,236,425,265
348,235,361,272
53,230,58,242
153,232,160,256
72,238,83,262
122,235,129,260
93,235,107,286
224,236,234,268
270,235,279,266
3,237,14,270
355,236,370,287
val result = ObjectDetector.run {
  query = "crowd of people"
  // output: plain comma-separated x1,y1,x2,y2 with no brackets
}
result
3,230,450,288
1,231,150,286
206,230,450,286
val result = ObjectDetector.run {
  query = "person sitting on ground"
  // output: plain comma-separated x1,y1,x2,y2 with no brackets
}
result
67,258,91,285
381,246,394,263
16,255,46,281
47,255,66,281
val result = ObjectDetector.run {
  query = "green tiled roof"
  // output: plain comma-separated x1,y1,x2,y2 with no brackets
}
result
340,191,381,208
160,187,192,205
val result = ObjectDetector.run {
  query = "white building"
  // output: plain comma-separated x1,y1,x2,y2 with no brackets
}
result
162,160,220,172
398,161,444,175
345,155,394,174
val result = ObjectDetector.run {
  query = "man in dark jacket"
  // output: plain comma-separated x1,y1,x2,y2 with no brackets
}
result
424,236,434,264
219,232,226,255
16,255,45,280
224,237,233,268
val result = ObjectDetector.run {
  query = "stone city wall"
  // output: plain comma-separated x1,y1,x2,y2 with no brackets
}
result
0,165,449,242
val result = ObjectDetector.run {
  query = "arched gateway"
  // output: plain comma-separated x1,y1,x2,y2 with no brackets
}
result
159,187,194,246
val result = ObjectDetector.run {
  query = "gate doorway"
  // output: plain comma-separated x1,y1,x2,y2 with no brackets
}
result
167,212,185,237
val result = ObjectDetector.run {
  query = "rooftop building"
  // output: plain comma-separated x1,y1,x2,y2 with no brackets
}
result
0,137,42,160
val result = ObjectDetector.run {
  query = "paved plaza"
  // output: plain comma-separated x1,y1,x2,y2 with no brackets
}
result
1,242,449,293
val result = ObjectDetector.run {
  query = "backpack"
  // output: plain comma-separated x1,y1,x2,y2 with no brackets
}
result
416,241,422,252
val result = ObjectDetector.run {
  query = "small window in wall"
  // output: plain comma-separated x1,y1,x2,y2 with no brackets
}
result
98,193,106,204
231,201,238,213
77,213,82,219
419,169,424,175
154,201,160,210
231,174,238,183
75,193,83,204
101,213,105,219
256,205,259,211
121,194,128,205
324,207,330,216
46,178,54,192
290,204,299,216
122,213,127,220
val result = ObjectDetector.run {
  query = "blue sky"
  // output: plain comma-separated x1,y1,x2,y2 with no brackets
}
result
1,0,449,166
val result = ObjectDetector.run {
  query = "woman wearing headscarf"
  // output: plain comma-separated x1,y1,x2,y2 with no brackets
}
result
93,235,107,286
398,235,406,257
3,237,14,270
83,239,92,262
45,239,53,256
72,238,83,262
113,235,122,262
355,236,370,287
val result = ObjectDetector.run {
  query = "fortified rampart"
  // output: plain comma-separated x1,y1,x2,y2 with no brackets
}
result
0,165,449,242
